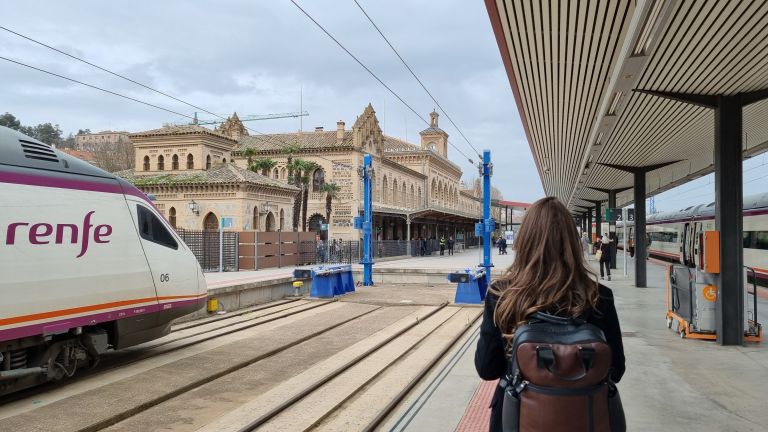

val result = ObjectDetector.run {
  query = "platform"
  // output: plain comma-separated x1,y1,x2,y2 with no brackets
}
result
384,258,768,432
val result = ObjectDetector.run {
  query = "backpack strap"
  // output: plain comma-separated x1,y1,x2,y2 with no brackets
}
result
530,311,586,325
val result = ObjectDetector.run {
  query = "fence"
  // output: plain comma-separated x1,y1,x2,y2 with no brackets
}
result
238,231,317,270
176,229,239,272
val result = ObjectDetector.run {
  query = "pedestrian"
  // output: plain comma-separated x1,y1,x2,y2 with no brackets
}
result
628,236,635,258
599,235,612,281
447,236,455,256
315,235,325,263
439,235,446,256
474,197,625,432
501,236,508,255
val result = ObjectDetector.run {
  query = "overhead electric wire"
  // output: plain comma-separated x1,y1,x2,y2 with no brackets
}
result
289,0,477,165
0,55,196,121
351,0,483,159
0,26,351,168
0,24,220,121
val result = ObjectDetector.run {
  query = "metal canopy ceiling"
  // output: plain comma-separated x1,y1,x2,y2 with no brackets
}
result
486,0,768,210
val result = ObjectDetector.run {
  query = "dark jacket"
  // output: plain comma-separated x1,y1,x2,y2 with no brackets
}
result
599,242,612,263
474,285,625,432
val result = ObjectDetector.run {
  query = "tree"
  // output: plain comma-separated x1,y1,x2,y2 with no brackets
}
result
287,157,308,231
249,157,276,176
282,143,302,183
242,147,257,166
321,182,341,225
31,123,63,146
296,160,318,231
0,112,22,130
92,141,134,172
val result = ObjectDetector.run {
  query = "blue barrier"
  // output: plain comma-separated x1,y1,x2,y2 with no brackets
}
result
449,268,488,304
301,264,356,298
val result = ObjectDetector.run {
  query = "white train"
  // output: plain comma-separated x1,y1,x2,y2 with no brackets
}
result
0,126,206,395
614,193,768,284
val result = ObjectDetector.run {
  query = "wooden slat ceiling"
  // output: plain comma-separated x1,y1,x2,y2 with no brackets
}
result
489,0,768,211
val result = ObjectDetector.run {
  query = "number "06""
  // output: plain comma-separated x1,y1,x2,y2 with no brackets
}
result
160,273,170,282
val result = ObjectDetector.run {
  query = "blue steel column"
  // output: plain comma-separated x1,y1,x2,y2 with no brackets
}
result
481,150,493,284
362,154,374,286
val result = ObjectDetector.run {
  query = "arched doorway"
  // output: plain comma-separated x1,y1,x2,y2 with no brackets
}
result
308,214,327,240
265,212,276,232
203,212,218,230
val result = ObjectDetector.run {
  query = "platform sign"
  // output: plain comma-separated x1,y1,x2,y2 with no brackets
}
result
606,208,635,222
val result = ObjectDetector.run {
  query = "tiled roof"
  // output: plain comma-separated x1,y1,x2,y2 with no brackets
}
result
130,125,235,142
238,130,354,151
382,135,461,171
420,126,446,134
382,136,419,152
115,163,298,191
60,148,97,162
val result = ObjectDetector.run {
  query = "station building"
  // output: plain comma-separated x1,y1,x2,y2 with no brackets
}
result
116,104,490,243
223,104,485,242
115,125,298,231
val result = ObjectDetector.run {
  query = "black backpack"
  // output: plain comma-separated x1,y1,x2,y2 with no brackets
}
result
501,312,625,432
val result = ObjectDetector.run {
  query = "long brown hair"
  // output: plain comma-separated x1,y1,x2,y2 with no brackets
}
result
492,197,599,338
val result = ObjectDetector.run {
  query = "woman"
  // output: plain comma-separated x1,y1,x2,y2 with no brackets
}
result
599,235,612,281
474,197,625,432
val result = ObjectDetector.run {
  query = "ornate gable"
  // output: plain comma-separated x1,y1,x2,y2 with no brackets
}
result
352,103,383,156
216,112,249,141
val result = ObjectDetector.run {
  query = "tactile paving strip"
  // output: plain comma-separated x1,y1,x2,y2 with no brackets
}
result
454,379,498,432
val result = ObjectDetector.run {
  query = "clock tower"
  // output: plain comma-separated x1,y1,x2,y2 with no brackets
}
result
419,110,448,157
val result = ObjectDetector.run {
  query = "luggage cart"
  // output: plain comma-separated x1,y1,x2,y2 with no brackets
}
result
665,265,762,342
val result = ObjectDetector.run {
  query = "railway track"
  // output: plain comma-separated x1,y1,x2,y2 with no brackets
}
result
0,299,335,414
0,300,481,432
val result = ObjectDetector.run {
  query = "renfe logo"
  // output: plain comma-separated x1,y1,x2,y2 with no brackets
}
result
4,211,112,258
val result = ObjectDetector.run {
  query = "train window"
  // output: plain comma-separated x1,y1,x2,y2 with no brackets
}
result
137,205,178,249
755,231,768,250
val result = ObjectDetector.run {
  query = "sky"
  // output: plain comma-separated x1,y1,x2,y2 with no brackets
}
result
0,0,542,202
3,1,767,211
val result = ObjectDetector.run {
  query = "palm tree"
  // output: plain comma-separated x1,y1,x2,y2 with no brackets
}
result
249,158,276,176
297,161,318,231
242,148,258,167
282,143,302,183
287,158,309,231
321,183,341,225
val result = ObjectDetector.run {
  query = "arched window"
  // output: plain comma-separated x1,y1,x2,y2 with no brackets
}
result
222,158,227,164
392,179,398,205
401,183,406,207
312,168,325,192
265,212,275,232
273,168,279,179
168,207,176,228
143,155,150,171
187,154,194,169
203,212,218,230
157,155,165,171
409,185,415,208
382,176,389,204
206,155,211,169
172,154,179,170
418,187,422,207
252,206,259,231
279,209,285,231
280,167,286,179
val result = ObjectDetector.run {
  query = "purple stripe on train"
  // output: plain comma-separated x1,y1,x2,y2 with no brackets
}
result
0,297,206,343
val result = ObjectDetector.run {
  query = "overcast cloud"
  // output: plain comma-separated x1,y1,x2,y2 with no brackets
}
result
0,0,543,201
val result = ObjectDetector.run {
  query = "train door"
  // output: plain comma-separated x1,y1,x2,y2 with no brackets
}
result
692,222,703,268
129,200,196,302
680,222,689,265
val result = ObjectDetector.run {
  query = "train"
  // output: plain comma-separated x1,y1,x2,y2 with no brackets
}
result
0,126,207,396
607,193,768,284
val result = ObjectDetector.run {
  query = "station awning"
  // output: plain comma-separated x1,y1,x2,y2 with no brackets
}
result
485,0,768,210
